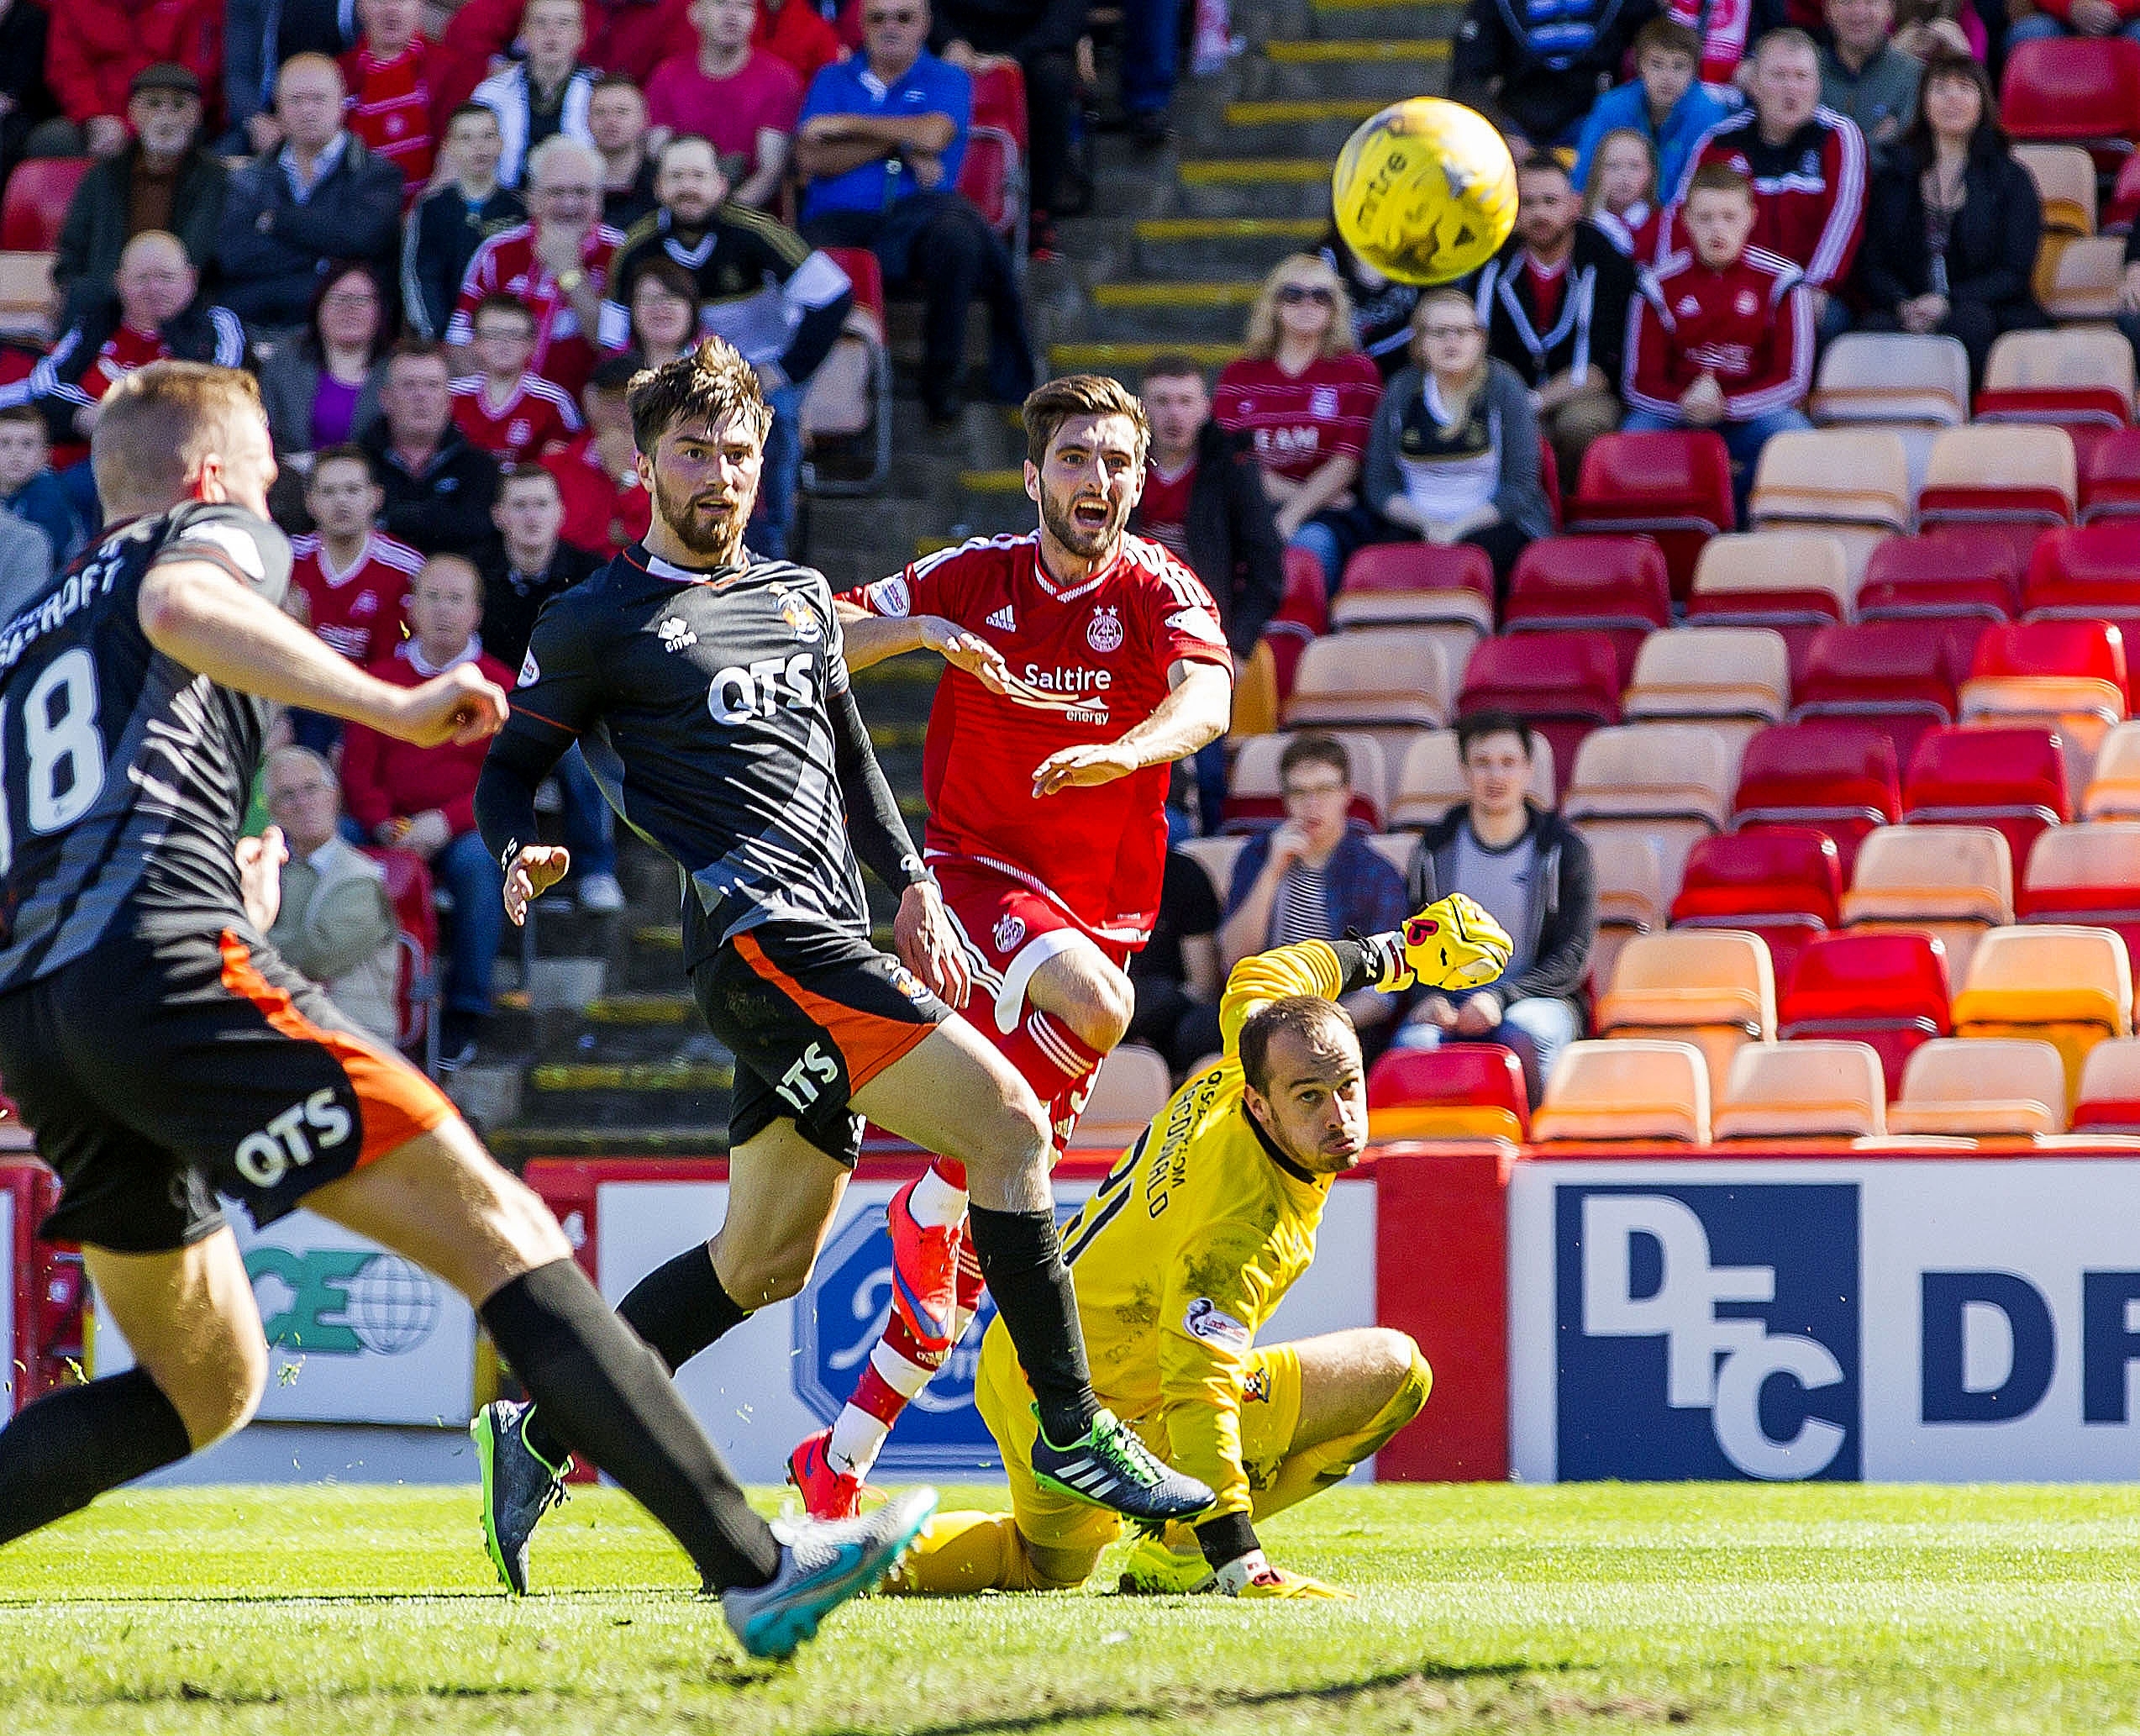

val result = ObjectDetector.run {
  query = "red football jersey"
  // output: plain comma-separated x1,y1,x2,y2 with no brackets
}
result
1212,351,1382,485
291,530,424,662
339,38,441,189
446,222,623,397
541,430,650,553
450,372,582,464
848,531,1232,943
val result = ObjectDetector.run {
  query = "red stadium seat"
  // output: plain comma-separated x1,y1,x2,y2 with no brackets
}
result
2111,153,2140,233
802,247,891,496
1732,721,1902,876
2081,429,2140,523
2072,1037,2140,1131
1903,723,2072,868
1365,1044,1529,1142
2020,821,2140,968
1332,541,1491,634
970,61,1030,150
0,158,89,253
1791,620,1978,767
2022,525,2140,709
361,845,441,1074
1275,544,1329,635
1917,425,2074,574
1966,618,2128,711
2000,37,2140,162
1456,630,1621,798
1780,931,1952,1099
1538,435,1563,529
1565,429,1734,599
1857,529,2022,624
1502,535,1669,685
957,131,1020,245
1671,826,1843,990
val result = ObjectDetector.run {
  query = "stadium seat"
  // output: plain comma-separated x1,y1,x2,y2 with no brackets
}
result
1842,823,2015,986
1619,627,1790,751
1857,529,2022,625
1564,723,1738,897
1364,1044,1528,1143
1975,329,2135,432
1951,923,2132,1102
2070,1036,2140,1131
2018,524,2140,712
1387,729,1554,829
1732,721,1902,875
960,62,1028,252
1999,37,2140,160
1587,831,1667,995
1365,831,1414,879
1959,620,2128,762
1808,332,1970,428
1529,1038,1711,1144
0,158,88,254
1713,1039,1886,1140
1282,628,1450,735
1903,724,2072,871
1175,834,1247,908
2083,721,2140,818
1748,428,1911,579
1917,425,2076,571
2016,143,2099,237
1565,429,1733,598
1595,928,1775,1098
2037,234,2127,321
1274,545,1330,639
0,251,54,341
363,846,440,1076
1222,730,1390,833
1780,930,1951,1098
800,248,891,495
1502,535,1669,684
1671,826,1843,990
1886,1037,2069,1139
2080,428,2140,523
1330,541,1491,638
1455,630,1621,798
1686,532,1851,685
1067,1044,1171,1148
2021,821,2140,952
1792,620,1971,766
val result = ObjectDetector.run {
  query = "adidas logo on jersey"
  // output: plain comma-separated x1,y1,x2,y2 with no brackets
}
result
985,604,1016,632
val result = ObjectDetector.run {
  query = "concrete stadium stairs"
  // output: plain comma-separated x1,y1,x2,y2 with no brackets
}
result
469,1,1455,1157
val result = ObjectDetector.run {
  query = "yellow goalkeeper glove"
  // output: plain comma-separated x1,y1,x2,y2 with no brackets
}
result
1214,1550,1354,1599
1364,892,1513,993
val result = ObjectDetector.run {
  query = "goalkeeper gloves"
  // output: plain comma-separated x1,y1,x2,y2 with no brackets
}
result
1213,1549,1353,1600
1363,892,1514,994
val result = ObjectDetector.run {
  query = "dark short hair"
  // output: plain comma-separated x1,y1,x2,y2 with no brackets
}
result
1278,732,1349,788
1633,14,1701,62
472,292,535,333
499,461,562,493
445,101,500,133
308,443,376,486
0,402,44,434
1139,353,1207,388
1021,372,1151,470
628,255,702,313
1455,708,1535,761
1517,149,1571,181
386,335,450,374
1686,160,1754,201
587,355,641,397
591,71,643,98
1239,995,1359,1098
626,337,771,453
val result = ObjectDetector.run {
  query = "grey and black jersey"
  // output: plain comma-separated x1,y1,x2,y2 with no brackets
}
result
486,544,872,966
0,502,293,992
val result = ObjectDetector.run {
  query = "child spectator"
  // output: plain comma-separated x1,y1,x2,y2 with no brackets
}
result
288,444,423,666
451,293,584,464
645,0,802,208
339,0,448,192
1215,252,1383,596
541,355,649,551
1572,18,1728,209
402,103,527,342
471,0,598,190
1583,127,1661,256
1625,161,1814,518
0,404,81,568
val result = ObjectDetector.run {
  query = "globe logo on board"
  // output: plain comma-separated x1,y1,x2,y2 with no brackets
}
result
344,1255,442,1356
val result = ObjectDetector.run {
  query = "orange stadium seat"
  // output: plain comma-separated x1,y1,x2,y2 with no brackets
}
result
1714,1039,1886,1140
1565,429,1733,598
1951,923,2132,1103
1282,628,1449,735
1793,620,1974,767
1903,724,2071,871
1531,1038,1711,1144
1887,1036,2069,1139
1564,723,1738,897
0,158,88,253
2000,37,2140,160
1456,630,1622,799
1672,826,1843,990
1917,424,2075,571
1975,329,2135,432
1387,729,1554,829
1620,627,1790,758
0,251,54,341
2037,234,2127,321
1733,721,1902,875
2071,1037,2140,1132
1686,533,1850,682
1748,428,1911,579
1842,823,2014,987
1587,830,1667,994
1222,730,1390,833
1595,928,1775,1098
1857,529,2022,626
1365,1044,1528,1143
1067,1044,1171,1149
1780,930,1951,1098
1503,535,1669,684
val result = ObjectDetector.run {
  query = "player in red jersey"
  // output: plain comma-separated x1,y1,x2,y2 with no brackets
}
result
788,374,1236,1518
287,445,425,663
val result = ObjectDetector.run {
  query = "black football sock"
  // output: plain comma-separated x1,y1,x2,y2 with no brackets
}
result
521,1244,749,1469
964,1202,1101,1446
481,1260,778,1591
0,1367,192,1547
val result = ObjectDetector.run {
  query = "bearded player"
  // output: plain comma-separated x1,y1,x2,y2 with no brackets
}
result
886,894,1512,1600
786,373,1236,1518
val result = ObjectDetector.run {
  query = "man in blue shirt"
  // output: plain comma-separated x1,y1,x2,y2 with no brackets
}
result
795,0,1035,423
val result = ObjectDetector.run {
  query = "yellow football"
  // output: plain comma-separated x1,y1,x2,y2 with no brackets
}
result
1331,97,1519,287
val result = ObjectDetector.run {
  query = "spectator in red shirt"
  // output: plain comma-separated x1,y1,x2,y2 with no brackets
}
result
1214,251,1384,596
451,292,584,463
1625,161,1814,519
289,445,423,666
755,0,841,83
41,0,221,157
541,353,649,550
645,0,802,208
340,552,517,1065
339,0,447,192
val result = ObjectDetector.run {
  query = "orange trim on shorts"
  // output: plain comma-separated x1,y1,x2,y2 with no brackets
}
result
218,930,455,1167
732,930,936,1092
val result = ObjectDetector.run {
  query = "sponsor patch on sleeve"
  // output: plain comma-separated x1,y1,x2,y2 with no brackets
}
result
1185,1297,1252,1350
518,646,540,685
1166,605,1227,645
866,576,912,617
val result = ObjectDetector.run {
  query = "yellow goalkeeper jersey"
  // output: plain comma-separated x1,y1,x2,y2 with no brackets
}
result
986,938,1351,1523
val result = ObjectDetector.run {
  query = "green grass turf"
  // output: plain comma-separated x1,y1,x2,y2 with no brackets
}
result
3,1481,2139,1733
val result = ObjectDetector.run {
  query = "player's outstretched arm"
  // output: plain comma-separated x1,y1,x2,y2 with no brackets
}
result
138,560,507,746
836,603,1012,692
1031,658,1232,796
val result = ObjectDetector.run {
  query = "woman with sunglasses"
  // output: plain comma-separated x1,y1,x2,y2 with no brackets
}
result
1214,254,1385,596
1362,290,1552,598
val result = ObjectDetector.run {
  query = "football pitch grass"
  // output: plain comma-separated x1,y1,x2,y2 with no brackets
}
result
3,1481,2139,1733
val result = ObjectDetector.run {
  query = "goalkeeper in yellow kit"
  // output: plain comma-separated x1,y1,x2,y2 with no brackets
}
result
885,893,1512,1601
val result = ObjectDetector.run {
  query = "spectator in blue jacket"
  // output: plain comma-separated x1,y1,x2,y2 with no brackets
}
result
1573,16,1729,203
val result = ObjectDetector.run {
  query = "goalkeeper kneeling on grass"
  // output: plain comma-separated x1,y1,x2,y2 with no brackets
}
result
885,893,1512,1601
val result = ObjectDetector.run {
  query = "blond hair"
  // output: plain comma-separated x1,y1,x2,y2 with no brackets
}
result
1242,254,1359,362
92,362,266,518
1582,127,1657,219
1411,288,1487,402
